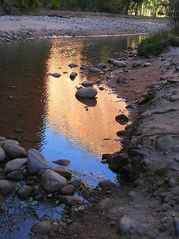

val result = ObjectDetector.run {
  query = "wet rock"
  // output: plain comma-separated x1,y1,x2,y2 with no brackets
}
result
82,81,94,87
173,217,179,236
49,73,61,78
89,67,102,74
115,114,129,125
27,148,52,174
31,220,53,235
75,87,97,99
60,184,76,195
18,185,33,199
156,135,173,152
5,158,27,173
0,194,4,210
0,147,6,162
4,139,19,146
52,159,71,166
0,180,15,196
70,72,77,80
41,169,67,193
54,166,72,179
116,76,127,84
98,180,116,189
116,130,125,137
132,61,142,68
3,143,27,159
68,63,78,68
119,216,133,234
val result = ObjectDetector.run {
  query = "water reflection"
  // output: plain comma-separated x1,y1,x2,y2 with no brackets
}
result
0,35,142,184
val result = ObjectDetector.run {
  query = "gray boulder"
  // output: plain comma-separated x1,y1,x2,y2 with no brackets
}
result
27,148,52,174
0,147,6,162
75,87,97,99
0,180,16,196
3,143,27,159
41,169,67,193
5,158,27,173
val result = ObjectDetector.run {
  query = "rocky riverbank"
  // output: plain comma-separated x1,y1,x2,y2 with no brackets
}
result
0,14,171,42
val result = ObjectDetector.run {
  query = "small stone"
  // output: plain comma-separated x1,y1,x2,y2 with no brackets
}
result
31,220,52,234
70,72,77,80
115,114,129,125
98,180,116,189
144,62,152,67
75,87,97,99
132,61,142,68
52,159,71,166
82,81,94,87
60,184,75,195
119,216,132,234
54,166,72,179
68,63,78,68
0,180,15,196
49,73,61,78
116,76,127,84
162,203,172,211
3,143,26,159
18,185,33,199
59,196,82,206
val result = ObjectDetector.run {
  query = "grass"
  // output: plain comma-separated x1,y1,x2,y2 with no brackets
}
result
138,31,179,57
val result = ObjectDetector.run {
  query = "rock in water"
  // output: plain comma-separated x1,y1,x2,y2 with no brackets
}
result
3,143,27,159
0,180,15,196
31,221,53,234
115,114,129,125
5,158,27,173
82,81,95,87
54,166,72,179
41,169,67,193
75,87,97,99
49,73,61,78
27,148,52,174
68,63,78,68
70,72,77,80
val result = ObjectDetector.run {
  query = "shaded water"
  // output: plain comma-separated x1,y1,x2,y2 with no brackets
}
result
0,35,142,184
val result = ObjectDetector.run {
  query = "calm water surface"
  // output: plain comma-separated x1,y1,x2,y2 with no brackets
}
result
0,35,142,185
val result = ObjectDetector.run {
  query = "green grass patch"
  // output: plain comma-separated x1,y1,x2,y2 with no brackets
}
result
138,32,179,57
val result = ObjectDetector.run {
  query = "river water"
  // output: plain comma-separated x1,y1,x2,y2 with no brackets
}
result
0,35,142,185
0,35,145,239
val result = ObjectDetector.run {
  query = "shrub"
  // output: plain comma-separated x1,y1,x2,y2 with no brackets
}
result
138,32,179,57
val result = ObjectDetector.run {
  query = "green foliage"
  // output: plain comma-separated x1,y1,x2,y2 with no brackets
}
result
138,32,179,56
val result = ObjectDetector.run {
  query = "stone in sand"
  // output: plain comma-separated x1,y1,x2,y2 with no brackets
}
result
115,114,129,125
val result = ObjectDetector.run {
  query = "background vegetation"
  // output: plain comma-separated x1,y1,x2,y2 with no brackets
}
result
0,0,178,20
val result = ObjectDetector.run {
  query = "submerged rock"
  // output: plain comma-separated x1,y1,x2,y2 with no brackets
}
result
52,159,71,166
41,169,67,193
54,166,72,179
0,180,15,196
75,87,97,99
68,63,78,68
82,81,95,87
27,148,52,174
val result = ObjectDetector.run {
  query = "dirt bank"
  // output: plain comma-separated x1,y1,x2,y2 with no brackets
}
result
0,14,171,42
45,47,179,239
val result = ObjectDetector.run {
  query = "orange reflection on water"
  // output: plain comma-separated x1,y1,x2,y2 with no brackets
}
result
46,39,127,155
